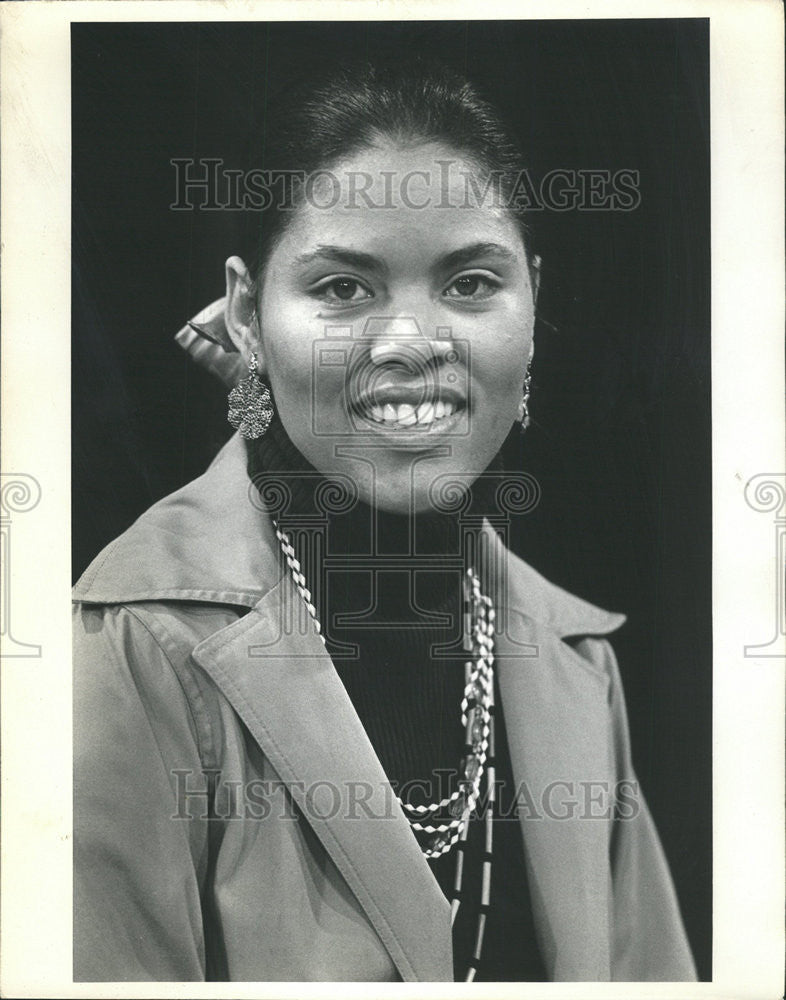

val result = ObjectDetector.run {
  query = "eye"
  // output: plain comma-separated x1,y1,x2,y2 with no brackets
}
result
443,272,500,300
316,277,374,305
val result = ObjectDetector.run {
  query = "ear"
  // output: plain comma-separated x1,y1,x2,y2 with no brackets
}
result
224,256,265,369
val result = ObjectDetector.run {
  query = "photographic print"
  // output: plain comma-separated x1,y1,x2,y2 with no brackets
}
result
70,18,709,983
0,2,783,997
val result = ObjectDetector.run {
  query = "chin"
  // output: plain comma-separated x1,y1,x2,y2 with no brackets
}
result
362,486,423,516
368,477,470,517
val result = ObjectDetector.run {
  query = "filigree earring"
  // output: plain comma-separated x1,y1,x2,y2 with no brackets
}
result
227,352,274,439
517,361,533,432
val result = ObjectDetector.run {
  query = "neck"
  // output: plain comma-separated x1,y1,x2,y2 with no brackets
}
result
245,416,504,637
246,414,503,542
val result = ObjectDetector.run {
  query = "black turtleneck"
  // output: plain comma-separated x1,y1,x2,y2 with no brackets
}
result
246,417,546,982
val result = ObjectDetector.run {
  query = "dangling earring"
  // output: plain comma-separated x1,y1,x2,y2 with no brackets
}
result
517,361,533,432
227,352,274,439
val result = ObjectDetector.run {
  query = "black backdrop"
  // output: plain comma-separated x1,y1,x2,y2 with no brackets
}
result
72,19,711,978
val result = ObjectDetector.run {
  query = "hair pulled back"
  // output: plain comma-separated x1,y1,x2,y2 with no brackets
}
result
245,56,532,284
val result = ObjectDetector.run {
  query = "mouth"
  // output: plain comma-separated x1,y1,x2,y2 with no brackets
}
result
358,398,465,429
350,384,467,431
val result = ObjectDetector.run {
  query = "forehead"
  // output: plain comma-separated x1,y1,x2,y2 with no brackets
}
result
274,141,526,264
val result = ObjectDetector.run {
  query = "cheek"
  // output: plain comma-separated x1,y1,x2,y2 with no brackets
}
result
260,300,350,457
475,322,532,399
260,300,320,417
466,321,532,449
261,295,309,379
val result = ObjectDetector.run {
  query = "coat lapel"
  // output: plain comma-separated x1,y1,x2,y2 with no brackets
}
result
78,432,625,982
191,571,454,983
491,536,617,980
192,540,619,983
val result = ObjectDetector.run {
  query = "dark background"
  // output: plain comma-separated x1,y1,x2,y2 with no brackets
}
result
72,19,711,978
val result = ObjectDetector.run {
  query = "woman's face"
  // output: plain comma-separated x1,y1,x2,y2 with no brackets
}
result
227,141,536,514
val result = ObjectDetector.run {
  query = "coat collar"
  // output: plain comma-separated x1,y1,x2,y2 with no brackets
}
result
73,431,625,639
74,433,279,608
190,573,456,982
74,431,626,981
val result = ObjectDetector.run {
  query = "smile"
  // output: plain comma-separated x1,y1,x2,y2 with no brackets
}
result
350,378,468,432
358,398,463,428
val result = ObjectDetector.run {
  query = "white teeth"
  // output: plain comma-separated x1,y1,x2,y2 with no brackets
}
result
362,398,461,426
396,403,418,426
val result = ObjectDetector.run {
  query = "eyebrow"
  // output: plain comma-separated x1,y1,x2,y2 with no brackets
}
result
294,246,388,275
434,242,517,274
293,241,517,275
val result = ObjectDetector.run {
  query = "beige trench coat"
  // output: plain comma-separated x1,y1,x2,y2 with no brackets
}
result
73,432,697,982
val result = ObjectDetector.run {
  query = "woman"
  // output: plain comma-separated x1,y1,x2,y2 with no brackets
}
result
73,59,696,982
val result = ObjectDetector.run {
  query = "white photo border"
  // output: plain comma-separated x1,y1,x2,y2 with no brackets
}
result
1,1,783,997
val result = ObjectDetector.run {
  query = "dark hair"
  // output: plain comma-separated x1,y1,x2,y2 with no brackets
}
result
245,56,533,286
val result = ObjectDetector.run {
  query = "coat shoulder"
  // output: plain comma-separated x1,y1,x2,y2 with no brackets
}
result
497,540,626,640
72,433,281,608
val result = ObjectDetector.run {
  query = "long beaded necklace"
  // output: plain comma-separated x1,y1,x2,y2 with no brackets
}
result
273,521,496,982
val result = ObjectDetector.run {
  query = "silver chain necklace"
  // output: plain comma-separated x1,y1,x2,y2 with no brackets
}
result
273,521,496,981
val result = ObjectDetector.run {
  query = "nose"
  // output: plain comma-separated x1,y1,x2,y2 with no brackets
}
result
369,340,454,365
365,315,454,367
